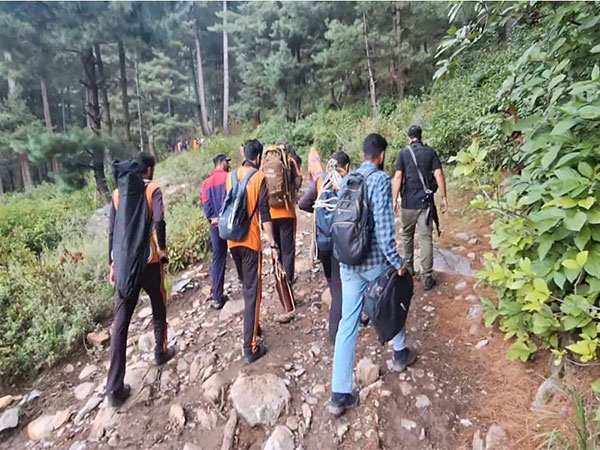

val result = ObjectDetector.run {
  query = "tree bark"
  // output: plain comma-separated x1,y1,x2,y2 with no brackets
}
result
0,170,4,195
134,49,144,152
18,153,33,189
189,47,204,127
3,51,18,98
94,43,112,134
194,22,212,136
222,0,230,134
362,11,378,115
118,39,132,143
392,5,405,98
41,79,60,174
61,89,67,133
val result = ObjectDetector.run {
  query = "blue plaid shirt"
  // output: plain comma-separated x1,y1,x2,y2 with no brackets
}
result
339,162,404,273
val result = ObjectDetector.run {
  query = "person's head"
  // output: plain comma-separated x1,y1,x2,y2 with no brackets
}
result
213,154,231,171
243,139,263,165
135,153,156,180
331,150,351,173
407,124,422,143
363,133,387,170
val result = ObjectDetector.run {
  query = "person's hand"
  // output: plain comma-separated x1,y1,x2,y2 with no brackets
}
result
210,217,219,226
398,263,407,277
440,197,449,214
394,200,400,215
158,249,169,264
270,245,280,261
109,263,115,286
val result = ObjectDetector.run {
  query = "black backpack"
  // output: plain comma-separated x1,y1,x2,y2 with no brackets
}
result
218,168,257,241
112,160,151,300
331,168,377,265
363,266,413,343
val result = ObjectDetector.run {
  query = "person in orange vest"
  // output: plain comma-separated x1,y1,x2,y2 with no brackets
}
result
107,154,176,407
193,137,200,151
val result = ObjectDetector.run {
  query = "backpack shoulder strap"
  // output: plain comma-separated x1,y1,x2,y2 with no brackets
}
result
239,168,258,190
144,181,160,218
406,145,432,194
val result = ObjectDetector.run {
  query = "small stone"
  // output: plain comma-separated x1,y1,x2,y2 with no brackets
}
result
468,237,480,246
138,331,155,353
202,372,228,402
399,382,413,396
74,396,102,423
470,324,480,336
321,288,331,307
230,373,291,427
219,299,245,321
284,363,293,371
455,281,468,291
337,422,350,439
473,431,484,450
107,434,119,447
460,419,473,427
0,395,16,410
310,344,321,357
465,294,478,302
312,384,326,396
196,408,217,430
0,407,20,432
138,306,152,319
356,358,379,385
78,364,98,381
301,403,312,428
533,376,562,410
74,382,95,401
22,390,41,404
52,409,72,429
411,368,425,378
87,330,109,347
27,414,55,441
177,358,189,373
183,444,203,450
475,339,489,349
415,395,431,409
286,416,299,431
68,441,86,450
456,232,470,242
485,425,508,450
63,364,75,374
401,419,417,431
468,305,483,321
169,403,186,427
264,425,295,450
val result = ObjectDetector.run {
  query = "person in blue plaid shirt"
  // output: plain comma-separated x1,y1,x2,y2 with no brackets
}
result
329,133,417,417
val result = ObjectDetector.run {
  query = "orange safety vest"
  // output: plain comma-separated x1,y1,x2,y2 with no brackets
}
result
112,181,161,264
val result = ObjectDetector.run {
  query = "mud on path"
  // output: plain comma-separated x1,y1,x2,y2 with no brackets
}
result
1,184,548,450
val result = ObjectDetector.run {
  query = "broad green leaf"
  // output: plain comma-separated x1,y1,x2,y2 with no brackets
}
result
551,118,581,135
575,226,592,250
592,44,600,54
562,314,584,331
553,271,566,289
507,341,536,362
541,146,560,169
533,278,550,295
579,197,596,210
564,211,587,231
578,162,594,178
593,64,600,82
577,251,589,267
566,339,597,359
588,209,600,224
538,235,554,260
548,74,566,90
579,105,600,120
562,259,580,270
593,379,600,395
585,251,600,278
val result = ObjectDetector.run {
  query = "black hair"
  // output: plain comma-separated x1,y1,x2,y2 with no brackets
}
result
363,133,388,159
408,125,422,139
243,139,263,161
135,153,156,172
331,151,350,168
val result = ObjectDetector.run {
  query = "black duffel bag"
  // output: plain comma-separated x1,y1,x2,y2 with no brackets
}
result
363,266,413,343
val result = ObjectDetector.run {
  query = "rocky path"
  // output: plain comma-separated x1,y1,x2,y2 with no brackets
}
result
0,187,544,450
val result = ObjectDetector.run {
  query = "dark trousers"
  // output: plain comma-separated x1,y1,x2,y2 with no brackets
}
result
231,246,262,354
272,218,296,283
209,224,227,303
107,263,167,394
318,249,343,344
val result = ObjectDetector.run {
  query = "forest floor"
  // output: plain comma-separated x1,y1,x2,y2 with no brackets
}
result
0,180,593,450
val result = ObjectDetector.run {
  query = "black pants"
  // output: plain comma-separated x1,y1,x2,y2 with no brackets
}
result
106,263,167,394
231,246,262,354
209,224,227,303
272,218,296,283
318,249,342,344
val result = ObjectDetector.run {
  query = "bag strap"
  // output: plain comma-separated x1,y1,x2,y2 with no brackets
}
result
240,168,259,220
405,145,432,195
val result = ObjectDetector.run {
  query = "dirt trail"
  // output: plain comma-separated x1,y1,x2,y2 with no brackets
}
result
0,184,547,450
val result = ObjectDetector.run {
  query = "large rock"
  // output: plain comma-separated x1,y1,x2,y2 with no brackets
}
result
27,414,55,441
74,382,95,401
52,409,72,429
219,299,245,321
87,330,109,347
230,374,291,427
89,405,118,439
0,407,19,432
0,395,17,410
532,376,561,411
433,247,475,277
78,364,98,381
138,331,155,353
202,372,229,402
169,403,186,427
85,204,111,236
264,425,295,450
356,358,379,385
74,396,102,423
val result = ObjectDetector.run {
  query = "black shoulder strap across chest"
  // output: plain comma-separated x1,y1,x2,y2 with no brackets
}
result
404,144,432,195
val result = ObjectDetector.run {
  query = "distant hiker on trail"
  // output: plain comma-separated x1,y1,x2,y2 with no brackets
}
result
329,134,415,417
392,125,448,291
107,154,176,407
202,153,231,310
193,137,200,151
299,150,351,345
262,142,302,285
220,140,279,364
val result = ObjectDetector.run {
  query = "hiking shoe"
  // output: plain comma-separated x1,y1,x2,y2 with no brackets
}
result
155,346,176,366
328,391,359,417
359,312,370,327
108,384,131,408
423,275,436,291
210,300,225,310
391,348,417,372
243,345,267,365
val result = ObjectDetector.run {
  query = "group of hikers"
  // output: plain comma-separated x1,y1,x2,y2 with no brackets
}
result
106,125,447,418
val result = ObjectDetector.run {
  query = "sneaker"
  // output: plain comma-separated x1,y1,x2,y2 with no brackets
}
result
423,275,436,291
155,346,176,366
108,384,131,408
391,348,417,372
210,300,225,310
328,391,359,417
243,345,267,365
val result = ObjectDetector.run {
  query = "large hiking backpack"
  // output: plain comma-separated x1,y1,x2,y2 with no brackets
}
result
364,266,413,343
261,144,294,208
218,168,258,241
112,160,151,300
314,164,343,253
331,168,377,265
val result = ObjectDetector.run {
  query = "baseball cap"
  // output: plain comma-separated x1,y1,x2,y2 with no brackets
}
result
213,153,231,165
407,125,422,138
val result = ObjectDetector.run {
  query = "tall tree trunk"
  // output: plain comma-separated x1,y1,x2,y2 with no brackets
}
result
392,5,405,97
118,39,132,143
3,51,18,97
362,11,378,115
134,49,144,152
0,170,4,195
94,43,112,134
41,79,60,174
194,23,212,136
61,89,67,133
18,154,33,189
82,46,108,202
222,0,230,134
189,47,204,127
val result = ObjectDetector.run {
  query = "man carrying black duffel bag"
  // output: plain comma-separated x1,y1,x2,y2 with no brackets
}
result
328,134,417,417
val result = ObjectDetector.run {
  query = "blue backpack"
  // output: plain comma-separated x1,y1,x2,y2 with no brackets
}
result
218,169,257,241
314,172,339,252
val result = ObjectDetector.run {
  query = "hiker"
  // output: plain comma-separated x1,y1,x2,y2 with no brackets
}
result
193,137,200,151
263,143,302,284
329,134,415,417
392,125,448,291
299,150,350,345
107,154,176,407
223,139,279,364
201,153,231,309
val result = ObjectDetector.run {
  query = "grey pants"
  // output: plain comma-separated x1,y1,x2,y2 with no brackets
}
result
401,208,433,276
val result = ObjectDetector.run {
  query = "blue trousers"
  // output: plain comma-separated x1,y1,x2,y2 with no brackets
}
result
209,225,227,303
332,264,407,394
